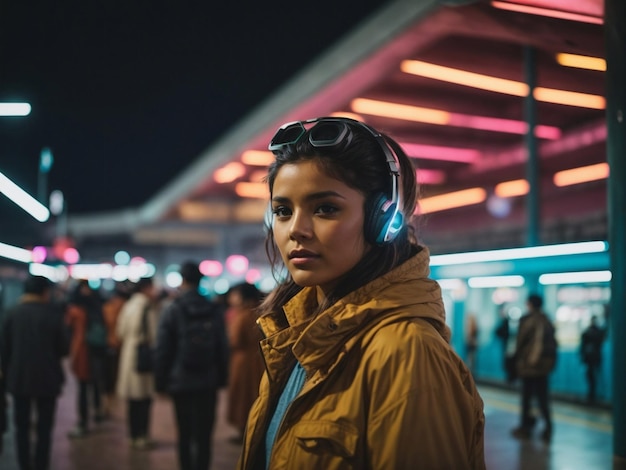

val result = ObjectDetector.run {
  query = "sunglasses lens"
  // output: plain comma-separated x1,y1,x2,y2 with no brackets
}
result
309,121,348,147
269,123,305,150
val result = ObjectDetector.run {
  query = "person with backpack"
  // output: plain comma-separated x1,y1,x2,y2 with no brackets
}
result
154,261,229,470
511,293,557,443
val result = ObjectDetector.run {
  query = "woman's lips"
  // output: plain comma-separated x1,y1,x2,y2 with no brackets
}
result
288,250,319,266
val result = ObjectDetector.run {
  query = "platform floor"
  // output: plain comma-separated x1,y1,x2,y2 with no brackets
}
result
0,374,616,469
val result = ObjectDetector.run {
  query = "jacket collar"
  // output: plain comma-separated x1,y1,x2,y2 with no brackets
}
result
258,247,449,383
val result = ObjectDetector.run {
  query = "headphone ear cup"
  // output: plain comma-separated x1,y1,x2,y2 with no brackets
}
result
365,193,398,245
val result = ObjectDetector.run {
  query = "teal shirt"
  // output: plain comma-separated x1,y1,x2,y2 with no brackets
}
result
265,362,307,469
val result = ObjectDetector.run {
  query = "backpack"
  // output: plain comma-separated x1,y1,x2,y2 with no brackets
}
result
85,306,108,348
177,300,219,373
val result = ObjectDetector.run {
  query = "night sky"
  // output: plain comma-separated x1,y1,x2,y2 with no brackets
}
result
0,1,386,227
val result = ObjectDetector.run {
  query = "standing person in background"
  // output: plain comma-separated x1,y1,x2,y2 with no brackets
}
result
494,304,515,383
155,261,229,470
65,280,106,438
580,315,606,404
465,313,479,374
511,293,557,443
238,117,485,469
0,276,68,470
226,282,264,443
116,277,158,450
101,284,130,418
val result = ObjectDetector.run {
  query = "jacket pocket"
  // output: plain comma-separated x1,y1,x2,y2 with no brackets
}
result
291,420,359,461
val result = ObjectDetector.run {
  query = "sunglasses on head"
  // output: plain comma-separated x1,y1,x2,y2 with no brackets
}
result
268,116,400,174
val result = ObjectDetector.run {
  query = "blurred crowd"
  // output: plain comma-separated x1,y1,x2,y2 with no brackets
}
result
0,263,265,470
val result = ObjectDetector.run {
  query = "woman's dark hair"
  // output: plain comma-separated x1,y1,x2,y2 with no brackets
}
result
259,119,421,317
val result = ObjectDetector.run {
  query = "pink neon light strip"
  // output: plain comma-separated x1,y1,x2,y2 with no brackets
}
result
491,1,603,25
448,113,561,140
417,169,446,185
400,143,480,163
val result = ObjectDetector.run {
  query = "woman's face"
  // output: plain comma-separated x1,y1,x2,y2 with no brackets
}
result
271,160,369,293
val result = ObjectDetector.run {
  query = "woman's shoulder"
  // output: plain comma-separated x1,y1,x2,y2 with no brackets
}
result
361,316,450,360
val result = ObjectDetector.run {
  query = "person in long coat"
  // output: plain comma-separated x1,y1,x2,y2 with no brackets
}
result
115,277,158,450
226,282,265,441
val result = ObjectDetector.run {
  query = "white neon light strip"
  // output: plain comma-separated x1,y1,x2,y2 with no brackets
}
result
468,275,525,288
29,263,69,282
0,171,50,222
437,278,465,290
0,102,31,116
430,241,608,266
539,270,612,285
0,241,33,263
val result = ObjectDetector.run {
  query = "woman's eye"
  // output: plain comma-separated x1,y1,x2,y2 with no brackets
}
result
315,204,338,215
272,206,291,218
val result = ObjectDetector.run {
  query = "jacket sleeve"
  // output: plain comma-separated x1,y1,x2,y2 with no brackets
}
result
365,326,485,470
154,305,178,393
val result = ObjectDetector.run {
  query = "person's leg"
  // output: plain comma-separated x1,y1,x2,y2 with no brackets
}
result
128,399,141,441
173,393,193,470
102,349,119,416
586,364,596,403
193,389,217,470
92,379,102,420
78,380,88,431
138,398,152,439
520,378,533,428
12,395,33,470
536,375,552,439
89,351,104,419
33,396,57,470
512,378,534,438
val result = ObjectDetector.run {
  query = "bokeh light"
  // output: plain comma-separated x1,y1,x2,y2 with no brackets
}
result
200,259,223,277
225,255,249,275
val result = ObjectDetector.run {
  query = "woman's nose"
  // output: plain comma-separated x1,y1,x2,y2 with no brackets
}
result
288,212,312,240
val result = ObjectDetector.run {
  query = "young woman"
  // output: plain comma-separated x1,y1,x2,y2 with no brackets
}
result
238,117,485,469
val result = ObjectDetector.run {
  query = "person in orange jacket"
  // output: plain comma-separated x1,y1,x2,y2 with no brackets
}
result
65,280,106,437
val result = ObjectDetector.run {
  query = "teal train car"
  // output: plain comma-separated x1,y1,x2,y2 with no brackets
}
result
430,240,612,405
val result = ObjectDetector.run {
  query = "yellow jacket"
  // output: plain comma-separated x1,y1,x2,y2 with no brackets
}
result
238,247,485,470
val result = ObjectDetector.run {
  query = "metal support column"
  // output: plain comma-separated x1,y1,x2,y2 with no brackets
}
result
605,0,626,464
